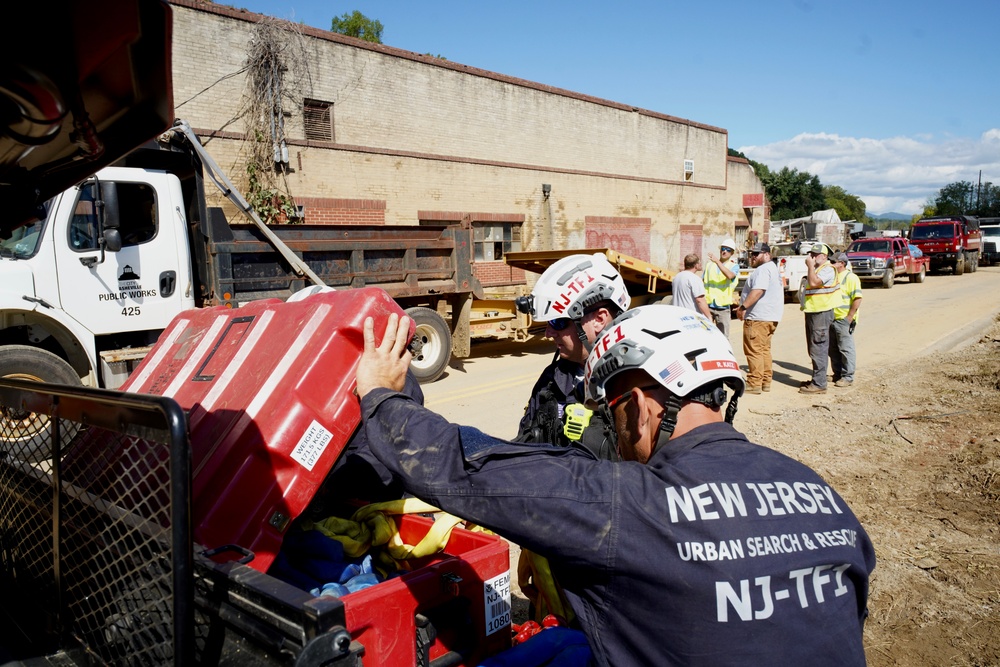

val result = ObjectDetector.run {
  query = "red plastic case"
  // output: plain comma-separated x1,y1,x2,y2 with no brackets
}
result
342,514,511,666
123,287,406,572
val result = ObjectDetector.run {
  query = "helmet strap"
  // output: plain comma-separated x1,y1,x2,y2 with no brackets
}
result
575,320,594,353
652,393,682,455
724,392,739,424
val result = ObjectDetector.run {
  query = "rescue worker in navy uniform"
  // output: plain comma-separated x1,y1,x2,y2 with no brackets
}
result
513,253,631,461
355,305,875,666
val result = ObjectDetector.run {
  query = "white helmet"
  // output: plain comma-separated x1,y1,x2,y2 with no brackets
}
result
526,253,630,322
721,238,737,252
584,304,745,406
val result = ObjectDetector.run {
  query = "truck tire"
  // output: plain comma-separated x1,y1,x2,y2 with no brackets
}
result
882,269,894,289
910,265,925,283
969,253,978,273
0,345,82,462
405,307,452,384
954,256,965,275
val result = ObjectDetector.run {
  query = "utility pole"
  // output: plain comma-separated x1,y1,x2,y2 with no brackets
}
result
977,170,982,214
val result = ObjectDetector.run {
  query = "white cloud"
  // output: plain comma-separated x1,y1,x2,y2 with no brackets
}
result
738,130,1000,215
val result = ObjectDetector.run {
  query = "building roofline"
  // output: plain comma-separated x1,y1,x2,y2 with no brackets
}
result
172,0,728,137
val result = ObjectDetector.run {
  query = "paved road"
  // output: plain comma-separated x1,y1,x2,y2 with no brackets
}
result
422,265,1000,437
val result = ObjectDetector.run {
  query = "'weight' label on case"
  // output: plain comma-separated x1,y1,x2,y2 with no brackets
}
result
291,420,333,471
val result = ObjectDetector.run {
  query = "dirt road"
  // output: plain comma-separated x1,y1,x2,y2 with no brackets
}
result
424,265,1000,435
422,264,1000,665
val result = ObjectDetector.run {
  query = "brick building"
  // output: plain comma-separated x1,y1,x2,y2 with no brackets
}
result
168,0,767,290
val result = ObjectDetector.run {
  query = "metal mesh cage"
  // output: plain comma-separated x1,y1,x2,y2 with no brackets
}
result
0,378,192,665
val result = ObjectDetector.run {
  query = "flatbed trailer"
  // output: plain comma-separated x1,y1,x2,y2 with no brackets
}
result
503,248,675,316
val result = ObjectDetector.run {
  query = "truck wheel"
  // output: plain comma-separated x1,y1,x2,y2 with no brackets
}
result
405,307,452,384
954,256,965,275
969,253,978,273
910,265,925,283
882,269,894,289
0,345,82,463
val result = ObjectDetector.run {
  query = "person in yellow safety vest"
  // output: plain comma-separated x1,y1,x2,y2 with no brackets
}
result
829,252,863,388
800,242,841,394
703,238,739,338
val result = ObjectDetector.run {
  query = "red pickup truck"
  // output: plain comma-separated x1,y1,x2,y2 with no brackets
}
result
846,237,929,288
909,216,982,275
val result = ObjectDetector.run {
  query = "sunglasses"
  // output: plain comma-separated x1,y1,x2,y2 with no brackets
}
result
548,317,573,331
605,384,661,411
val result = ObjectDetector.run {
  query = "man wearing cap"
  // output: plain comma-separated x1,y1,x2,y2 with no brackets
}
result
737,242,783,394
703,239,739,337
830,252,862,387
800,242,841,394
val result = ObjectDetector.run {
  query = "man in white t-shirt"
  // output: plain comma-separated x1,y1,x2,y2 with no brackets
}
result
737,242,784,394
670,254,713,320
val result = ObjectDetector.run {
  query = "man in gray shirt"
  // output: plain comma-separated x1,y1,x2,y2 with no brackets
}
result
737,242,784,394
670,253,714,320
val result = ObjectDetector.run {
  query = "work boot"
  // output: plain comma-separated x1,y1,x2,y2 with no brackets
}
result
834,378,853,387
798,384,827,394
745,385,762,395
762,383,771,392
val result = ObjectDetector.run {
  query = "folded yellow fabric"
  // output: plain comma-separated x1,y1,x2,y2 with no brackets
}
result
307,498,467,566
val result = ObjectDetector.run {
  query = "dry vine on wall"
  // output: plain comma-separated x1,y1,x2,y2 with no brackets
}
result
240,18,312,223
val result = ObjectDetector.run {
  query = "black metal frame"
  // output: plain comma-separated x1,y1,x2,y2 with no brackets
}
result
0,378,193,665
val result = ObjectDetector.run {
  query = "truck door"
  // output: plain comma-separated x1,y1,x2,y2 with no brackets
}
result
894,240,906,274
53,172,192,335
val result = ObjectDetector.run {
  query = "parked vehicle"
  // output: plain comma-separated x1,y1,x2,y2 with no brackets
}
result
846,237,929,288
769,241,811,303
979,218,1000,266
909,216,981,275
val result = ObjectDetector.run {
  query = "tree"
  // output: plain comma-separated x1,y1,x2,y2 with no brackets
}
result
759,166,825,220
933,181,976,216
330,10,383,43
974,181,1000,217
823,185,867,223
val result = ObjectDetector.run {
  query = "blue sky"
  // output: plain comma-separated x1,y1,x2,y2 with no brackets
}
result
232,0,1000,215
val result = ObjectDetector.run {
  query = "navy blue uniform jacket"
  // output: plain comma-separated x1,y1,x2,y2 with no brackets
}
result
361,388,876,666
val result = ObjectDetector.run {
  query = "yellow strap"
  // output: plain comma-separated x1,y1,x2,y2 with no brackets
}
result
306,498,475,564
516,549,575,624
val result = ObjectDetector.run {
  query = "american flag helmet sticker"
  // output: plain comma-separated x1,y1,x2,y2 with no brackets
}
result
659,360,686,382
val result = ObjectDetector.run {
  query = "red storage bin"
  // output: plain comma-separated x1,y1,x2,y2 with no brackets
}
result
123,287,407,572
342,514,511,667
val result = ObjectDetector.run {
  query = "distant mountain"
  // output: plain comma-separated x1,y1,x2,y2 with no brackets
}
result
870,212,913,221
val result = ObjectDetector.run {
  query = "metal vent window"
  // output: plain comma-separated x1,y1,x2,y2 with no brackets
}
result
303,99,334,142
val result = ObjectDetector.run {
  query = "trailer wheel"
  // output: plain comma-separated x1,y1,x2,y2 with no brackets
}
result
0,345,82,462
405,307,452,384
881,269,894,289
910,265,925,283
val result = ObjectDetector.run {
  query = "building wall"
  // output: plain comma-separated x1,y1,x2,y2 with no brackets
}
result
168,1,764,277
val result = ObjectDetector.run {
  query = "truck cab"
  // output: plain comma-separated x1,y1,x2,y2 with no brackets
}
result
846,236,928,287
1,168,197,389
910,216,981,275
979,218,1000,266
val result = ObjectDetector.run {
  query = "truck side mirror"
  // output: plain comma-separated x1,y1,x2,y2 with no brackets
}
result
98,181,122,253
